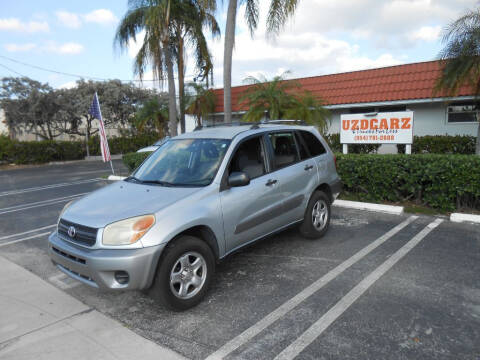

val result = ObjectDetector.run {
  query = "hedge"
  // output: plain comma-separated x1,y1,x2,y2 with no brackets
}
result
397,135,476,154
0,133,159,165
325,133,380,154
123,150,480,212
337,154,480,211
123,151,150,172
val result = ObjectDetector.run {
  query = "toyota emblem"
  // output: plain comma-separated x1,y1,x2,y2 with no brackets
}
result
68,226,76,238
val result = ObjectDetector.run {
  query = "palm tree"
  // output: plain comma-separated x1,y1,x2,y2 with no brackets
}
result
436,8,480,155
134,97,168,136
185,81,216,127
170,0,219,133
239,73,330,132
115,0,178,136
223,0,301,123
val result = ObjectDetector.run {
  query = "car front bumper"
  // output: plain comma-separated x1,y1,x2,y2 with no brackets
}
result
48,232,165,290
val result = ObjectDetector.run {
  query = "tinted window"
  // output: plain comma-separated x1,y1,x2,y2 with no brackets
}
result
294,132,309,160
228,136,266,180
300,131,326,157
269,132,299,169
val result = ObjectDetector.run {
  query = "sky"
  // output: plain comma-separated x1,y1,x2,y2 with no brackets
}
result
0,0,478,91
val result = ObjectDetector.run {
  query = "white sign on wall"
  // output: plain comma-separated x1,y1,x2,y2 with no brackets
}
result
340,111,414,144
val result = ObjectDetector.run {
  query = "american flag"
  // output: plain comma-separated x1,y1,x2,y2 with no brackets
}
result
89,92,111,163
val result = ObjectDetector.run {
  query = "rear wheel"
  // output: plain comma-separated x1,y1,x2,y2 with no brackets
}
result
151,235,215,311
299,191,331,239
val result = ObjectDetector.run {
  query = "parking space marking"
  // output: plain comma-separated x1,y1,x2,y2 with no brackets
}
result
0,224,56,241
205,215,418,360
274,218,443,360
0,231,52,247
0,178,101,197
0,193,88,215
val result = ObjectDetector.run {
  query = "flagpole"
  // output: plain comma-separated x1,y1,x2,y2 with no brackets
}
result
109,159,115,175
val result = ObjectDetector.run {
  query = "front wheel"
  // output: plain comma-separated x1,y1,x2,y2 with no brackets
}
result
151,235,215,311
299,191,331,239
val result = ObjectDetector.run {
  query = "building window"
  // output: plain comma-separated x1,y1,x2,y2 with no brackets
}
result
447,103,479,123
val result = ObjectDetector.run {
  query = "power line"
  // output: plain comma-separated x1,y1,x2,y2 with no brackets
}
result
0,54,199,83
0,63,28,77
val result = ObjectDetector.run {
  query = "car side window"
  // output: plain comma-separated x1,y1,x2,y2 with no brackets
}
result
228,136,267,180
269,132,299,169
299,130,326,157
294,132,309,160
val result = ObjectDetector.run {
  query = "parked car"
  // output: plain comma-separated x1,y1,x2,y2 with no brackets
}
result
48,122,341,310
136,137,169,153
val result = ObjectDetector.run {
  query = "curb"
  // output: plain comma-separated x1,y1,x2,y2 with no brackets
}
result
107,175,126,181
333,199,404,215
450,213,480,224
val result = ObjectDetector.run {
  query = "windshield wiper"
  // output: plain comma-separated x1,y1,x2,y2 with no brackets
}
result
125,176,143,183
140,180,176,187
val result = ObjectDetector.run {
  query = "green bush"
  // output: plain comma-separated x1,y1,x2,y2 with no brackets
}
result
325,133,380,154
397,135,476,154
122,151,151,172
0,132,160,165
336,154,480,211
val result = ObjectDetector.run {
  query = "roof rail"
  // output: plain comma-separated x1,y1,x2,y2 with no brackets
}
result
261,119,307,125
194,121,259,131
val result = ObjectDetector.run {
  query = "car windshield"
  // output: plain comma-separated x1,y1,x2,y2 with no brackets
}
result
130,138,230,186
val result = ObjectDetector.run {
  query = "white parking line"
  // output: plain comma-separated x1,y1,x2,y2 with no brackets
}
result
274,218,443,360
0,193,88,215
0,178,101,197
205,215,418,360
0,224,56,241
0,231,52,247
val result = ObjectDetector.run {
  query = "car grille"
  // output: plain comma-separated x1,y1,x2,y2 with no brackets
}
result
58,219,97,247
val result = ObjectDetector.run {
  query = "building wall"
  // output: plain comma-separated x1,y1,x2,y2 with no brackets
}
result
327,101,479,137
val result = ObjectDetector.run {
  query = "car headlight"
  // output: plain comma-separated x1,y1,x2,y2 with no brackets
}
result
58,200,74,224
102,215,155,246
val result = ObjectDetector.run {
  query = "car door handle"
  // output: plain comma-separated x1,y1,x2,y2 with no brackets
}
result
304,165,314,171
265,179,278,186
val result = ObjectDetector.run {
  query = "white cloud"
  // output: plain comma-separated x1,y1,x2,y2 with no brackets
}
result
409,26,442,42
84,9,118,25
0,18,49,33
45,41,84,55
56,11,82,29
58,81,77,89
4,43,37,52
127,30,145,58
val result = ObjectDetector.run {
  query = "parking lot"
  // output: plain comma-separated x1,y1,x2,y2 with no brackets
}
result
0,160,479,360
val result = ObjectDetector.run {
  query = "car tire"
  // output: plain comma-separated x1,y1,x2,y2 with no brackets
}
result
299,190,331,239
151,235,215,311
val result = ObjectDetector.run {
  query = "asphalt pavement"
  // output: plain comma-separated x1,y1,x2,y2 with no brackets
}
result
0,160,479,360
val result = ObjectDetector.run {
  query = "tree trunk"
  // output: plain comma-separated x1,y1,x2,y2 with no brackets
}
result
164,41,178,136
476,119,480,155
223,0,237,124
178,35,186,134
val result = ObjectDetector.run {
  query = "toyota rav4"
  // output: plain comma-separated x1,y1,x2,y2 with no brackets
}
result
48,122,341,310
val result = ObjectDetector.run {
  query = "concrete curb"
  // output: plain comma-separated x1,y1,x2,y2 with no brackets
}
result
333,199,404,215
108,175,127,181
450,213,480,224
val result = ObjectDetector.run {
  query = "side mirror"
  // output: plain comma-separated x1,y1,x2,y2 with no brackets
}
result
228,171,250,187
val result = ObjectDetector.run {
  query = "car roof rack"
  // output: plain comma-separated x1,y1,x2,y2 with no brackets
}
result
193,119,306,131
194,122,260,131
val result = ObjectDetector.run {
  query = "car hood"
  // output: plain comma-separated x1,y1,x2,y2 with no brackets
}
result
62,180,200,228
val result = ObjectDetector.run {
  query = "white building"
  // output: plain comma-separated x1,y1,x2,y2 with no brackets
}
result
210,60,479,148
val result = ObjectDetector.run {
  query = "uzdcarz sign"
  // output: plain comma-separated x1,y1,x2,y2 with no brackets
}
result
340,111,414,144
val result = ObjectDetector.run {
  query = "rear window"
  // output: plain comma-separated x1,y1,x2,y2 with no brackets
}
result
299,131,326,157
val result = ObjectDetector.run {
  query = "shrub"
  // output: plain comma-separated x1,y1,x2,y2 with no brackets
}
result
397,135,476,154
336,154,480,211
325,133,380,154
122,151,151,172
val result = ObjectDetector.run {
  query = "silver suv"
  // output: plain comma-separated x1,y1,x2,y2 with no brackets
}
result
48,123,341,310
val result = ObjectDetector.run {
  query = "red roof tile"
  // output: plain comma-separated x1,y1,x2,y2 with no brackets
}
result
212,60,476,113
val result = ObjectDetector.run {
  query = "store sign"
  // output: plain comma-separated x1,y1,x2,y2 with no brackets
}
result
340,111,414,144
